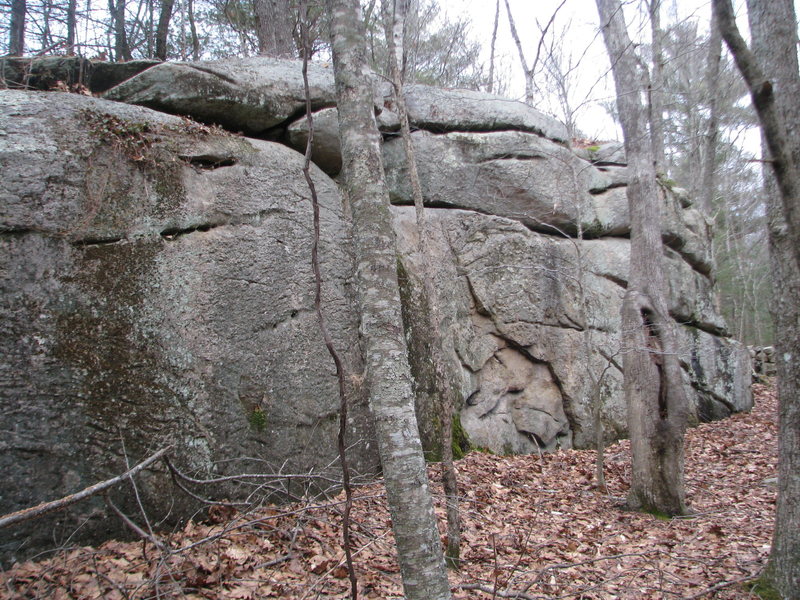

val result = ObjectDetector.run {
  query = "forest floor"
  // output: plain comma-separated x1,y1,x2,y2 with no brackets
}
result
1,383,778,599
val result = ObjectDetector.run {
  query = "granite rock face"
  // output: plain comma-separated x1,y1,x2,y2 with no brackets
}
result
1,60,752,562
0,90,375,564
392,207,748,455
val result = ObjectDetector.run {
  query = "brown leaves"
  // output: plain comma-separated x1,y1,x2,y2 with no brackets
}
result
1,384,777,599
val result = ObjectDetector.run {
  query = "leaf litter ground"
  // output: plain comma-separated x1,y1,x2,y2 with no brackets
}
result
1,383,778,599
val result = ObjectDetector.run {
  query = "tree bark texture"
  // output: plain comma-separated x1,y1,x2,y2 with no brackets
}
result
596,0,689,517
109,0,132,61
715,0,800,595
383,0,461,567
254,0,295,57
503,0,533,105
155,0,176,60
326,0,452,597
187,0,200,60
8,0,26,56
488,0,500,94
714,0,800,273
698,10,722,215
647,0,666,172
66,0,78,55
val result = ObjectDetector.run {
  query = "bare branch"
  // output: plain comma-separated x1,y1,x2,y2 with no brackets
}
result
0,446,171,530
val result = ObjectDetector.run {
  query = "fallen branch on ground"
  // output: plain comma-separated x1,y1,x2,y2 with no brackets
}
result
0,446,171,530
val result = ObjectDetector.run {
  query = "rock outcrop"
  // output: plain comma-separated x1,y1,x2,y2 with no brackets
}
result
0,58,752,562
0,90,375,563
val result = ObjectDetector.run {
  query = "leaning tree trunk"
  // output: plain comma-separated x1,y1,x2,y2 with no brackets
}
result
253,0,295,57
8,0,26,56
326,0,452,598
596,0,689,517
714,1,800,595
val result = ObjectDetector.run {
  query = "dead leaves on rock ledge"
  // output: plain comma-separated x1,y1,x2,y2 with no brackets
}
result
1,384,777,599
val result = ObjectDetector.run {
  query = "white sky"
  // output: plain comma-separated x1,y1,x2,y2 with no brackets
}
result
439,0,730,140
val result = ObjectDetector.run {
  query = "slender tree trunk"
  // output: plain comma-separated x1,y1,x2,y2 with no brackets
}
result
713,1,800,272
383,0,461,568
714,1,800,595
503,0,533,104
253,0,295,57
109,0,131,61
155,0,175,60
66,0,78,55
596,0,689,517
187,0,200,60
648,0,666,172
487,0,499,94
699,11,722,215
298,4,357,594
326,0,451,597
41,0,52,52
8,0,26,56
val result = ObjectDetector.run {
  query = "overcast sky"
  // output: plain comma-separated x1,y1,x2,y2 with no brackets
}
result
439,0,724,140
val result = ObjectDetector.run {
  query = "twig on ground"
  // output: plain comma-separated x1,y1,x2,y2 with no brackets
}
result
0,447,171,530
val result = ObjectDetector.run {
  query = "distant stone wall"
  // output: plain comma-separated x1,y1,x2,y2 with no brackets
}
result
750,346,777,379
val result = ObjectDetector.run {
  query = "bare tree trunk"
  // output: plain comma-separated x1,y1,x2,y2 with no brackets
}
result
8,0,26,56
254,0,295,57
155,0,175,60
713,1,800,273
66,0,78,55
326,0,452,597
487,0,499,94
298,3,357,594
596,0,689,517
714,1,800,595
647,0,666,172
699,10,722,215
503,0,533,104
41,0,53,52
109,0,131,61
187,0,200,60
383,0,461,568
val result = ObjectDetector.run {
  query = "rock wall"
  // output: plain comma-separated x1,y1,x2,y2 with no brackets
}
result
0,90,376,563
0,58,751,562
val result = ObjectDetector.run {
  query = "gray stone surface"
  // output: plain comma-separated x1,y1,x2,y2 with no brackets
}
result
103,57,338,134
286,107,342,175
573,141,626,165
400,84,570,142
382,130,714,275
391,206,747,455
383,130,603,236
1,72,753,562
0,91,375,564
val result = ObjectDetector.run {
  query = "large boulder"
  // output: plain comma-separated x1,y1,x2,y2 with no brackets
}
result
286,101,570,178
0,90,375,564
102,57,569,161
381,130,714,276
1,63,753,562
400,84,569,142
103,58,338,134
391,207,750,455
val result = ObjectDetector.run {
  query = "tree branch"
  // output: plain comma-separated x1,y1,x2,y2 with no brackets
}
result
0,446,171,530
713,0,800,271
